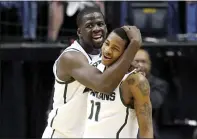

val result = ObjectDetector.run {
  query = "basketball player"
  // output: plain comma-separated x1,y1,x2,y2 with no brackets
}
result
42,7,142,138
83,27,153,138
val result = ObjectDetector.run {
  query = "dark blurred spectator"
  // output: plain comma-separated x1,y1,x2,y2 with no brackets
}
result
168,1,180,37
193,127,197,139
94,0,105,15
0,1,37,41
186,0,197,5
134,49,169,139
19,1,37,41
186,1,197,40
0,1,19,9
47,1,104,42
47,1,64,42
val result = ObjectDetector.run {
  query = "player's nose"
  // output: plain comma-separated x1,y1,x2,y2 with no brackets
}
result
104,47,112,55
92,25,102,33
138,62,144,68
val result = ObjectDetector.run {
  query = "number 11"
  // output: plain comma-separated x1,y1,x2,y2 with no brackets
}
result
88,100,101,121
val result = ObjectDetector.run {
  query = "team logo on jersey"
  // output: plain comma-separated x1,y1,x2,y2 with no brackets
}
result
91,60,102,68
83,87,91,93
90,90,116,101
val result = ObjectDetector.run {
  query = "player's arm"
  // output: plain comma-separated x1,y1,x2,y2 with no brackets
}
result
56,45,138,94
126,73,153,138
57,26,142,94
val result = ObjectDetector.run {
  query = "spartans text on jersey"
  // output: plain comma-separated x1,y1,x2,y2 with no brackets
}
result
90,90,115,101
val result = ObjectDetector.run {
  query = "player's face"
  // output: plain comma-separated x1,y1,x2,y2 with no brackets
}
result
133,50,151,75
101,32,127,66
78,12,107,49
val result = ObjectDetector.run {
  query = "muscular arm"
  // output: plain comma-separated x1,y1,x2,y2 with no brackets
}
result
56,40,140,94
126,73,153,138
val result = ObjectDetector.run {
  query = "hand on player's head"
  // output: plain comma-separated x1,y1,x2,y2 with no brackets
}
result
121,25,142,48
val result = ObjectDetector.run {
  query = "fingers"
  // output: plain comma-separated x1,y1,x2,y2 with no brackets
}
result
135,27,142,45
131,27,142,46
121,25,141,41
121,26,133,40
121,26,129,31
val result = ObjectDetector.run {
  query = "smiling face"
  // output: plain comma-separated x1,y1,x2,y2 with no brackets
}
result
134,49,151,76
101,32,127,66
77,12,107,49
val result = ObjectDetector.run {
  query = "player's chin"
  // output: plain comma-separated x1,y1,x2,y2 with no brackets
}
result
92,40,104,49
93,45,102,49
102,59,112,67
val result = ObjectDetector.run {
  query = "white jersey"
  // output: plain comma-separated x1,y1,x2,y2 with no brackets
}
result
42,41,101,138
83,63,139,138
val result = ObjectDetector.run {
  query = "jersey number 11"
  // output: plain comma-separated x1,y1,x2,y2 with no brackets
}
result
88,100,101,121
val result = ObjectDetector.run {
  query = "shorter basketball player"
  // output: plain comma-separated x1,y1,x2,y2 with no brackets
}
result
83,26,153,138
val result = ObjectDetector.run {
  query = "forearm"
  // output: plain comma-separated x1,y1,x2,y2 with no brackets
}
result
101,42,140,92
138,104,154,138
136,101,153,138
139,126,153,138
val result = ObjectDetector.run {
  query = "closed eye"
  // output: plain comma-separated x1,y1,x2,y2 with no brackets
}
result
113,46,120,51
104,41,110,46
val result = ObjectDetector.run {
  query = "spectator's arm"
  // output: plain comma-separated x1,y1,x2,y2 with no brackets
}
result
150,80,169,109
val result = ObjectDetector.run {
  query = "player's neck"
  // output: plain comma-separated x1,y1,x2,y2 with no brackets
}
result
78,39,100,55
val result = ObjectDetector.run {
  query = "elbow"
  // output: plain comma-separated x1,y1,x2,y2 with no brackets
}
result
97,82,116,94
95,76,118,93
102,86,115,94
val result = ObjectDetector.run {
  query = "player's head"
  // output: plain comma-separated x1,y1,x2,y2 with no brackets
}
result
133,49,151,76
77,7,107,49
101,27,129,66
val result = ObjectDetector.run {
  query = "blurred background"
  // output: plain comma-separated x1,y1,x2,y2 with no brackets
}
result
1,1,197,139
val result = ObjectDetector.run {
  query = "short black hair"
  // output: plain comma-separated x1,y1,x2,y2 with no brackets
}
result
113,28,130,48
76,7,104,27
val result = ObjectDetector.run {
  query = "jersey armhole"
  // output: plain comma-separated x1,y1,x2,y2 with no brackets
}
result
53,48,82,84
119,82,134,109
54,61,65,84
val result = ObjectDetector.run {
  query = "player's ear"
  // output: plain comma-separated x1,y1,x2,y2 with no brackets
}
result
106,27,108,36
77,28,81,38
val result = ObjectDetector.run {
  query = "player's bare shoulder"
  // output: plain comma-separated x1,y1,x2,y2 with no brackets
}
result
56,51,89,82
125,72,150,96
